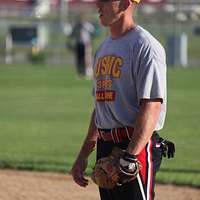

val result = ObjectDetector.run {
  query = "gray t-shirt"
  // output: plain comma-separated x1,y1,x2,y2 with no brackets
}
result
93,25,167,131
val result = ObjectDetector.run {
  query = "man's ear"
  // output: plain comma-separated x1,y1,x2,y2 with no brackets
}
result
119,0,131,11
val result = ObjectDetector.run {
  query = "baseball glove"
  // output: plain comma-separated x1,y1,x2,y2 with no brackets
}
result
159,137,175,158
91,147,141,189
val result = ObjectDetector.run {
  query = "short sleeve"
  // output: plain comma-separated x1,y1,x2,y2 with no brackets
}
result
135,44,166,103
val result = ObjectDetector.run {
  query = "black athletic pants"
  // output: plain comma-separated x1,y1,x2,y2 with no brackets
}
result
96,132,162,200
75,41,85,75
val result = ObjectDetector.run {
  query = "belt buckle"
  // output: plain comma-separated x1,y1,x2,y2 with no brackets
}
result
110,128,121,143
111,129,116,143
125,126,131,140
114,128,120,143
100,130,106,141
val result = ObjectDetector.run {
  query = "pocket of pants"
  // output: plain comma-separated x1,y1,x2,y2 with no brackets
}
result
152,132,163,171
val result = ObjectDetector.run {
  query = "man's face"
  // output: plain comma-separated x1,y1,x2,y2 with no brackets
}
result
96,0,124,27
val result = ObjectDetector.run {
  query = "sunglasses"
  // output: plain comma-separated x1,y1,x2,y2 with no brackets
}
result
96,0,120,2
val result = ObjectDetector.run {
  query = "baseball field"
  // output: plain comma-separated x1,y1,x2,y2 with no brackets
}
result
0,63,199,199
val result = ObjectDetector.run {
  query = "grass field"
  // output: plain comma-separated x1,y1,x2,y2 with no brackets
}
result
0,64,199,187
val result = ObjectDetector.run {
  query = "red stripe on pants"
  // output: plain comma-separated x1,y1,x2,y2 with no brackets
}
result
147,140,153,200
137,147,147,186
137,139,153,200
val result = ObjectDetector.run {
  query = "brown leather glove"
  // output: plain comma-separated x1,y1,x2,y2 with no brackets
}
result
91,147,141,189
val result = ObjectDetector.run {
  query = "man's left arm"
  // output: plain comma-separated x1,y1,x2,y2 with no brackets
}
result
126,99,162,155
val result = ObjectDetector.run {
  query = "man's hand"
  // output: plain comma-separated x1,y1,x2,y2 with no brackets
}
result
118,151,141,185
71,158,89,187
91,147,141,189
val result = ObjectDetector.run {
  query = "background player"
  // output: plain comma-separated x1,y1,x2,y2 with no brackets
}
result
69,15,95,78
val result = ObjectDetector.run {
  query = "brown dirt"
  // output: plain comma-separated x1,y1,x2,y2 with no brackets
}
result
0,170,199,200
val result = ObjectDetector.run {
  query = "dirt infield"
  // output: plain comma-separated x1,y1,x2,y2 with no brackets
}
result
0,170,199,200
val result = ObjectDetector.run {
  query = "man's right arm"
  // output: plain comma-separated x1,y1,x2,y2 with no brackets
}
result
70,109,98,187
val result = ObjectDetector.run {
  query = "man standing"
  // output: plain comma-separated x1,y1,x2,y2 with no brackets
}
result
70,15,95,78
71,0,167,199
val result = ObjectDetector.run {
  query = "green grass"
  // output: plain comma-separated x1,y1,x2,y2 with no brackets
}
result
0,64,94,172
0,64,199,187
156,68,200,187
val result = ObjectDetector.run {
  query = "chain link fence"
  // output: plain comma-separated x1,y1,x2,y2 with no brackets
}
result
0,1,200,67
